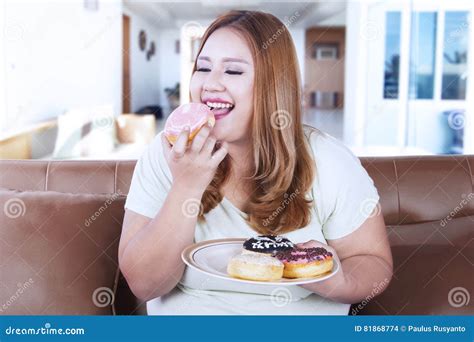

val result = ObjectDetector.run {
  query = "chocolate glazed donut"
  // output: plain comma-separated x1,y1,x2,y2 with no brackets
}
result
242,235,295,256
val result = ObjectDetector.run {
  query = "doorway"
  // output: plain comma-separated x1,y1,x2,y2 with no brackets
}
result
122,14,131,113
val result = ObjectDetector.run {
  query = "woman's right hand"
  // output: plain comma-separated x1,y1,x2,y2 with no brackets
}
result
161,123,228,194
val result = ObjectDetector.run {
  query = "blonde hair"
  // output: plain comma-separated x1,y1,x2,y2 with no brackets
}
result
195,10,315,234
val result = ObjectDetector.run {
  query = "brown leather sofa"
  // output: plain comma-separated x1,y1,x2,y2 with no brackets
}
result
0,156,472,315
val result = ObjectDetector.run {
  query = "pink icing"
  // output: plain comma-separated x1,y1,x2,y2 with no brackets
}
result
275,247,333,264
279,256,327,264
164,103,214,135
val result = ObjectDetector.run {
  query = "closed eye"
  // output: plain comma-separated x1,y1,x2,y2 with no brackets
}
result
196,67,243,75
226,70,243,75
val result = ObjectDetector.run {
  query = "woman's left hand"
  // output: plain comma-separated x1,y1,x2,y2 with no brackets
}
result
295,240,346,293
293,210,393,304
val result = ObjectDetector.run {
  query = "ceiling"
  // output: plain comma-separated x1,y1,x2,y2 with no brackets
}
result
124,0,346,29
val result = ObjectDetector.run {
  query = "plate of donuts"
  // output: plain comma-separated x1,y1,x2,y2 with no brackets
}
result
181,235,339,286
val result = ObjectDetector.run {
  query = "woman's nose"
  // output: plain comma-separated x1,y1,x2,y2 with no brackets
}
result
203,70,225,92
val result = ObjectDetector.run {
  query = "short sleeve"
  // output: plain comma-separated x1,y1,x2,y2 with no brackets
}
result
124,131,173,218
307,128,380,240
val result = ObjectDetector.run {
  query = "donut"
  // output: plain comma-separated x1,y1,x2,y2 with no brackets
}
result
275,247,333,279
164,103,215,145
227,253,284,281
242,235,295,256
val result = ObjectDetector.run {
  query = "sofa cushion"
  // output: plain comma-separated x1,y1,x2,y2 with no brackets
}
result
352,216,474,315
52,106,117,159
0,189,125,315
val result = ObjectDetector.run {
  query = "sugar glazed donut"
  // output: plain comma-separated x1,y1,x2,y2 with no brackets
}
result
227,253,284,281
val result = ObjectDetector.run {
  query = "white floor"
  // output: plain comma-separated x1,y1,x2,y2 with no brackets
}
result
302,108,343,140
301,108,432,156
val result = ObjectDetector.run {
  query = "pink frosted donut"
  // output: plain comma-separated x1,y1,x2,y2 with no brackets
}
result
275,247,334,279
164,103,215,145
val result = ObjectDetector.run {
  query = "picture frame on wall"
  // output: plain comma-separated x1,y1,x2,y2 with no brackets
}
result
139,30,147,51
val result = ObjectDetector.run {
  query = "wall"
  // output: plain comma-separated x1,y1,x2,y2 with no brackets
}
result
343,1,369,147
1,0,122,133
315,9,346,27
289,28,306,86
0,3,6,129
305,27,345,108
123,7,161,113
158,28,181,115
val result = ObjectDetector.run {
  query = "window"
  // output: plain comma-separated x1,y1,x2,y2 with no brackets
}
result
442,11,469,100
383,11,401,99
409,12,437,99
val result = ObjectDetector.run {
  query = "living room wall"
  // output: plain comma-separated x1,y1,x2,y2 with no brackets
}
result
1,0,122,133
122,7,161,114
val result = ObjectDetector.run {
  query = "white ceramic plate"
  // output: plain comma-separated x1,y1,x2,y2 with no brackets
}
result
181,238,339,286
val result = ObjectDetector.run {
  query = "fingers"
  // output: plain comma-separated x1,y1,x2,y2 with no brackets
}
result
190,124,211,153
210,141,228,167
201,135,217,156
161,132,172,157
171,127,190,160
166,124,226,168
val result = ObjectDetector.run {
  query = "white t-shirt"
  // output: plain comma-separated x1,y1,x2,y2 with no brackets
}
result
124,125,380,315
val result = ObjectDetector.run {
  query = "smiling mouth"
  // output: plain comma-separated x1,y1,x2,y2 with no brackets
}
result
205,101,235,118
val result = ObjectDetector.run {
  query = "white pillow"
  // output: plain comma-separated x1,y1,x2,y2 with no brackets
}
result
79,105,117,157
52,109,90,159
52,105,117,159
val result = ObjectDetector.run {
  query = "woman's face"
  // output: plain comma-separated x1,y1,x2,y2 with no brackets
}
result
190,27,254,144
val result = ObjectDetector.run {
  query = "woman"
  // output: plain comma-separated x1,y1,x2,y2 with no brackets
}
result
119,10,393,315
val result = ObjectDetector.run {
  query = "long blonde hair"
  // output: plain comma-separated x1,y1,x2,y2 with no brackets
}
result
196,10,315,234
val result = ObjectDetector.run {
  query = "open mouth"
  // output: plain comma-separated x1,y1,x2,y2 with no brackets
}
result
205,101,235,118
